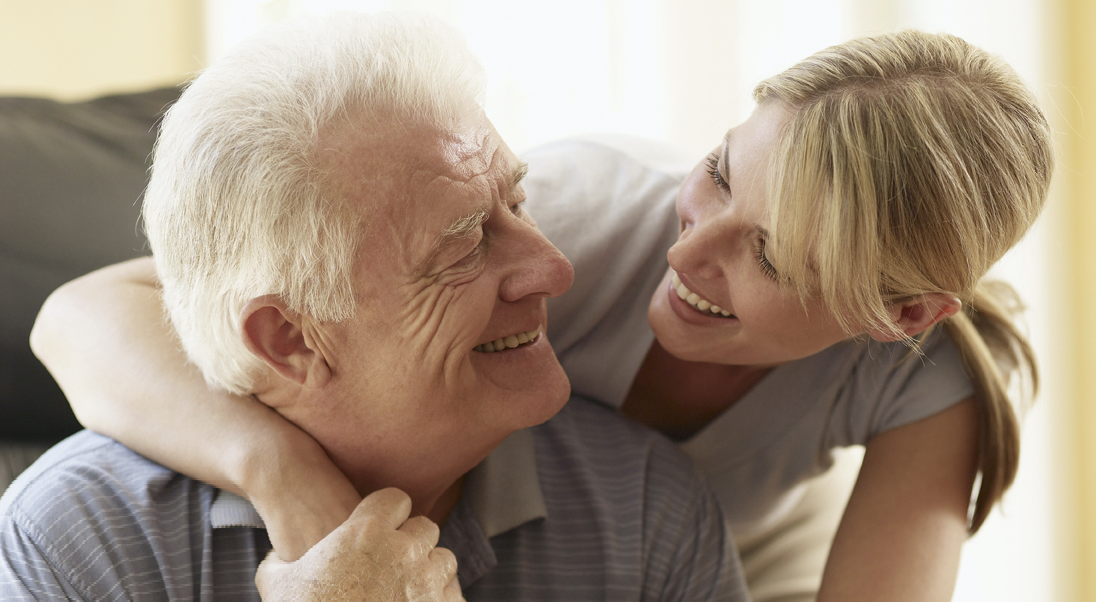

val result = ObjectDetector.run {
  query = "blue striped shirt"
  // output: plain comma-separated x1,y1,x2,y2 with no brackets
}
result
0,397,747,600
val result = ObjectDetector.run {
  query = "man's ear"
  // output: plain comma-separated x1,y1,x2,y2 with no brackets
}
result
867,293,962,342
240,296,332,389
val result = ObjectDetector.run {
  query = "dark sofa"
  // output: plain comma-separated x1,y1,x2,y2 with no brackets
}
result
0,87,182,491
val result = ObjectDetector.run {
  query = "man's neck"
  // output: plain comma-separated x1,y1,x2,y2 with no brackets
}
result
322,430,502,527
425,476,464,524
255,384,503,528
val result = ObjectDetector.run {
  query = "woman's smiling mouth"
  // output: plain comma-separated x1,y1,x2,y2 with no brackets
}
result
671,272,736,318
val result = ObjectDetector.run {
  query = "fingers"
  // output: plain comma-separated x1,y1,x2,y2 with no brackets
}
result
254,550,293,598
353,487,413,529
430,545,458,579
398,515,441,547
443,575,465,602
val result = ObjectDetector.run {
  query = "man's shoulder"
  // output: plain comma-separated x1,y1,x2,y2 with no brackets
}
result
0,431,220,600
532,396,715,521
499,396,747,601
1,431,202,522
535,395,694,473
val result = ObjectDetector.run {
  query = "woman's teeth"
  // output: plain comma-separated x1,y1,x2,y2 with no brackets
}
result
672,272,733,318
473,326,542,353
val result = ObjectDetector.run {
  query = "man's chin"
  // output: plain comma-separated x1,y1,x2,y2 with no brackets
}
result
494,364,571,431
516,367,571,429
469,334,571,429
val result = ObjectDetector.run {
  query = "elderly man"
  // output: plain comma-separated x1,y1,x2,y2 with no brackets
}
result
0,13,744,601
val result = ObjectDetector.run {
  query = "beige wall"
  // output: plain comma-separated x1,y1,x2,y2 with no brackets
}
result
1059,0,1096,598
0,0,204,100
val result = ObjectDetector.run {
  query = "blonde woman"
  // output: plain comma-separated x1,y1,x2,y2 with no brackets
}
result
32,30,1050,601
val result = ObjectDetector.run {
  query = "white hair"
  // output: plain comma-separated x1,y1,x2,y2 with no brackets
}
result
142,12,487,393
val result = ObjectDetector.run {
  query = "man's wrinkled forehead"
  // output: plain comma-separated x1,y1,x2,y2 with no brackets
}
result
316,112,510,266
317,114,487,206
436,126,494,176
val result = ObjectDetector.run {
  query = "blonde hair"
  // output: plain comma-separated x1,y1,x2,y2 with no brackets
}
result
143,12,486,394
755,30,1052,532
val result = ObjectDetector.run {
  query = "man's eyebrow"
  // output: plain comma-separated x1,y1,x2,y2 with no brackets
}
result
512,161,529,187
441,162,525,242
443,209,490,240
417,208,489,275
418,162,527,273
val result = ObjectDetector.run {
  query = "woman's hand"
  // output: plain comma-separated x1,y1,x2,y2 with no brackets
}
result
242,414,362,559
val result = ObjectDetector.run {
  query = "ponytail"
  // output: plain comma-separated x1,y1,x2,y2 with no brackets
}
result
940,280,1036,533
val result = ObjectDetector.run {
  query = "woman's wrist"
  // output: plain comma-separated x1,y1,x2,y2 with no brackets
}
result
232,401,361,560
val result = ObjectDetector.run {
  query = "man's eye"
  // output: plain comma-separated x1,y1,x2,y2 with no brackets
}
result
509,201,526,216
459,236,486,262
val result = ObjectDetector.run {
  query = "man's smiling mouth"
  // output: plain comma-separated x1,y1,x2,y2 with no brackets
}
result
473,325,542,353
672,272,736,318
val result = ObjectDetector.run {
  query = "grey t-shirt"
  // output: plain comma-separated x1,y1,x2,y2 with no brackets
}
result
0,397,747,601
525,138,975,538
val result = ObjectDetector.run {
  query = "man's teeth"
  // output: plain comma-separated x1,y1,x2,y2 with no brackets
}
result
671,272,733,317
473,325,542,353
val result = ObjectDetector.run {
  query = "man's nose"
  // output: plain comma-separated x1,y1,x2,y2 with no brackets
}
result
499,223,574,303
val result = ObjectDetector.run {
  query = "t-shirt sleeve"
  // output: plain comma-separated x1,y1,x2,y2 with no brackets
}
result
640,439,749,602
839,329,976,443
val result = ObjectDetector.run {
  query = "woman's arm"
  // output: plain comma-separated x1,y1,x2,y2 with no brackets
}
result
817,398,979,602
29,257,360,560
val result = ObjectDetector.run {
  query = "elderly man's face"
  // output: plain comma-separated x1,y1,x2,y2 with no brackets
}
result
298,110,573,474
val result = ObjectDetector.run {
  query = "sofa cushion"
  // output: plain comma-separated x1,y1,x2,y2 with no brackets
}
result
0,87,181,440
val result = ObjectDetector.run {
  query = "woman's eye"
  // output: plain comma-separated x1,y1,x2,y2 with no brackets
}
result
755,238,779,282
706,152,730,191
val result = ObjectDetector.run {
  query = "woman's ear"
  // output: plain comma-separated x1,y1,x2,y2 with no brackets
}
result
868,293,962,342
240,296,332,389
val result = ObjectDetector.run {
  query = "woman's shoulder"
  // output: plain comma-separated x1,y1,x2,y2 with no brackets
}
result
524,138,689,408
521,136,687,256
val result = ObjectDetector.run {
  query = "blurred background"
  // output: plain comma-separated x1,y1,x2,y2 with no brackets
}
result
0,0,1091,599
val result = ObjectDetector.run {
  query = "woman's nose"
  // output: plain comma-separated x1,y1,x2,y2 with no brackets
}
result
667,223,722,281
669,187,726,282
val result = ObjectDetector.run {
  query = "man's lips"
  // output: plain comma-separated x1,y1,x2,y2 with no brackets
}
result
473,325,543,353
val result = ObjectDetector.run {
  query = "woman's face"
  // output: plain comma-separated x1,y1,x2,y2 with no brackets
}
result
647,101,854,367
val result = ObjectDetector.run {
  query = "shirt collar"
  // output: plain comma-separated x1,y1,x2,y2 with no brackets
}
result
463,427,547,538
209,427,547,536
210,490,264,529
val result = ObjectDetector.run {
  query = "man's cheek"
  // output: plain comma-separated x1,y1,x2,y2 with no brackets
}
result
399,285,483,364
